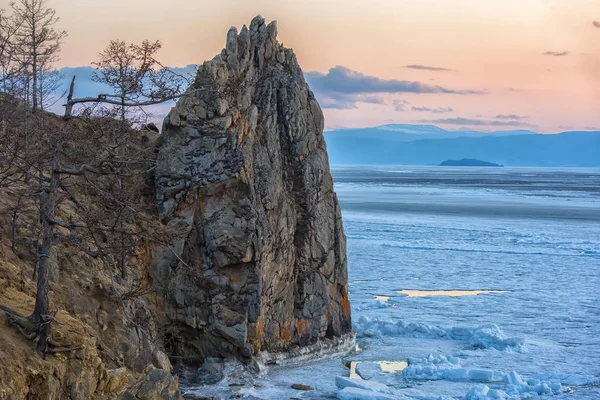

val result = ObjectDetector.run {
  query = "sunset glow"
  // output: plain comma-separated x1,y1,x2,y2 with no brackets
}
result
46,0,600,131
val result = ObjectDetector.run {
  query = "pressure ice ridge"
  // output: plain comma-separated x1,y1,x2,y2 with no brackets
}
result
353,316,525,351
334,353,598,400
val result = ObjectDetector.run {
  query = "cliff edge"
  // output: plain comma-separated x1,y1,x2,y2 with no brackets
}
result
153,15,352,362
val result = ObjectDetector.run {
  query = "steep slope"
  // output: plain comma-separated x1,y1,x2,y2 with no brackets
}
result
153,15,352,362
0,100,180,399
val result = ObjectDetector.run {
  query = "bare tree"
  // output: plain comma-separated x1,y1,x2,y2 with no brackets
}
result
0,8,25,91
0,107,69,357
0,107,159,356
90,39,188,122
0,77,189,358
10,0,67,111
37,63,63,110
0,30,199,356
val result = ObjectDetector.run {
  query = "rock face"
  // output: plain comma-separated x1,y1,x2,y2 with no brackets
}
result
153,15,351,361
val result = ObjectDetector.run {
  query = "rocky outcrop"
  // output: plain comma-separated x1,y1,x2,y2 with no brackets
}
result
153,15,352,362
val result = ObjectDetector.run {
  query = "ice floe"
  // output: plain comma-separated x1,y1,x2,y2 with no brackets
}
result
335,376,407,400
336,387,400,400
335,376,394,394
355,299,390,310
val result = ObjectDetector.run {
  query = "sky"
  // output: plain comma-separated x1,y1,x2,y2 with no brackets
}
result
16,0,600,132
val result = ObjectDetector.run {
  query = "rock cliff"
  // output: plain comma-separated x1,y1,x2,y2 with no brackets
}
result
153,15,352,362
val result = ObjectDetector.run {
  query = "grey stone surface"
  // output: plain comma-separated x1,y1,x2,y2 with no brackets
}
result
153,15,351,362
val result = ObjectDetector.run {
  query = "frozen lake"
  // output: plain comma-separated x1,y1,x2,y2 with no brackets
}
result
189,166,600,399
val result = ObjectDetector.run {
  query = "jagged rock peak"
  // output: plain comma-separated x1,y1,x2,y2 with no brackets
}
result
153,16,352,363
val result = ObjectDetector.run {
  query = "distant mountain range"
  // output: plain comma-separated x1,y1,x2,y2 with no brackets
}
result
324,124,600,167
439,158,503,167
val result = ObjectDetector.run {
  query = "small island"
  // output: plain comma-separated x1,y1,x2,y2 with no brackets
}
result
439,158,503,167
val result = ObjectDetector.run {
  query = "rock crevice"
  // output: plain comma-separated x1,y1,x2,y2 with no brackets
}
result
153,15,352,361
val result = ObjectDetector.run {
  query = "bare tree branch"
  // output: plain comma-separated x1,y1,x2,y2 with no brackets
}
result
64,88,203,109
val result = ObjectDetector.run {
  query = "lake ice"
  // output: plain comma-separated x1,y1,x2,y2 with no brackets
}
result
187,166,600,399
